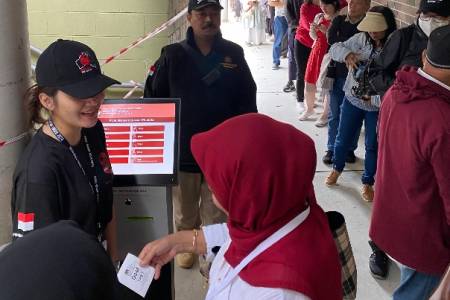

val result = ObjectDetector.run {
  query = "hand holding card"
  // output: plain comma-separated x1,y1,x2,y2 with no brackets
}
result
117,253,156,298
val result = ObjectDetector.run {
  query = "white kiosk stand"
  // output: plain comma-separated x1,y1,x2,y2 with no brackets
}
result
99,99,180,300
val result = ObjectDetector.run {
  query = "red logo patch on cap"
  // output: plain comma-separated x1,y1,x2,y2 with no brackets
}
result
76,52,97,74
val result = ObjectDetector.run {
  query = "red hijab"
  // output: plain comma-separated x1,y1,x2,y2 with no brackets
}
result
191,113,341,299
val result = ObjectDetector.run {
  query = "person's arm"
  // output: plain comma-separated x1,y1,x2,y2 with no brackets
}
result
202,223,229,261
11,177,60,240
139,229,207,279
430,132,450,226
237,48,258,113
144,48,170,98
104,208,118,263
139,223,229,279
329,33,363,67
309,13,322,41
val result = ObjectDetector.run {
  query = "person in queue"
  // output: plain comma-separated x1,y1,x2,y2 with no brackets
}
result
370,25,450,300
0,221,120,300
139,113,342,300
364,0,450,282
11,39,119,261
321,0,370,165
325,6,397,201
144,0,257,269
368,0,450,98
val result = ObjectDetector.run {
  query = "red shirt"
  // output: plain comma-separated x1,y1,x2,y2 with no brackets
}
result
370,67,450,275
295,3,322,47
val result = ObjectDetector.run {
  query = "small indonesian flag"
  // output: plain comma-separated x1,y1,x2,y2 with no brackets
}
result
18,212,35,232
148,65,156,76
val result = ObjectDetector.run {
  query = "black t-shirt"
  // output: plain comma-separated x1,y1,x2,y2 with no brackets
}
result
11,121,113,240
327,15,362,78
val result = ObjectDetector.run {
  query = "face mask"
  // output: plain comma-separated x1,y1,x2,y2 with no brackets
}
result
418,17,450,37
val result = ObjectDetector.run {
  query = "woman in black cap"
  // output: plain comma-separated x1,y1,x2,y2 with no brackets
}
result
11,39,120,261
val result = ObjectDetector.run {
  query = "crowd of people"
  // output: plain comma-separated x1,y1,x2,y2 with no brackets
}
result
1,0,449,299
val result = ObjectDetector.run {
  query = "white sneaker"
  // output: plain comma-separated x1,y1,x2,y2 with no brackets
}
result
299,110,315,121
296,102,305,112
315,117,328,127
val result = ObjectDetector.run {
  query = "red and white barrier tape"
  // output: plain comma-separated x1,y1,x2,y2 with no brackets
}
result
0,132,29,149
1,9,189,150
102,7,188,66
123,81,141,99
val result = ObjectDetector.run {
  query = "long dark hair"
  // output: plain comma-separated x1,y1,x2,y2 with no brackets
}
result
24,84,57,129
320,0,340,12
365,6,397,48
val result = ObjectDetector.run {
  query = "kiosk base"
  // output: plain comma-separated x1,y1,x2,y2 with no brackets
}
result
114,186,174,299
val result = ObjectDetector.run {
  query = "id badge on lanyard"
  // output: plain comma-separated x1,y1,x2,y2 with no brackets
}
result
48,119,103,241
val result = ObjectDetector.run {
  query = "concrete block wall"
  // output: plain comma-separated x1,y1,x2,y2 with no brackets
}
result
372,0,419,27
27,0,169,86
169,0,189,43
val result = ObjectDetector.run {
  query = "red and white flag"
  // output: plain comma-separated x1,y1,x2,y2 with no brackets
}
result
18,212,35,232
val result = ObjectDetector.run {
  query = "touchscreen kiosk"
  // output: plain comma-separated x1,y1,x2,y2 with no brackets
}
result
99,99,179,300
99,98,180,186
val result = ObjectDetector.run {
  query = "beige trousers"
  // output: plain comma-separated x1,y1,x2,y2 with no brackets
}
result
173,171,227,231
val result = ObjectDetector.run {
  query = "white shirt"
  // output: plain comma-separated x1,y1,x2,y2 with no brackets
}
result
275,7,286,17
417,68,450,91
202,224,311,300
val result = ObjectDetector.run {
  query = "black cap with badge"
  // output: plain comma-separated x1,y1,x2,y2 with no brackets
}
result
36,39,120,99
426,25,450,69
188,0,224,13
418,0,450,17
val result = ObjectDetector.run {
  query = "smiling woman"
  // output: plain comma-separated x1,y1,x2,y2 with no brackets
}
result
11,39,120,263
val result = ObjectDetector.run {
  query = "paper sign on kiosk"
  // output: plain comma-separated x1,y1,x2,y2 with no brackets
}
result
118,253,155,298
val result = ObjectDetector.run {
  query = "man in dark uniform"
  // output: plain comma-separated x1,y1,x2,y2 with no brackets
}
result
144,0,257,269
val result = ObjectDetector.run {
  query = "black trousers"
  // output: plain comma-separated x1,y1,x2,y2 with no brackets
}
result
294,39,311,102
288,28,297,81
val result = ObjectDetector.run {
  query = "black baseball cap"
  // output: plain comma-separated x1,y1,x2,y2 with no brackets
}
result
188,0,224,13
426,25,450,69
36,39,120,99
418,0,450,17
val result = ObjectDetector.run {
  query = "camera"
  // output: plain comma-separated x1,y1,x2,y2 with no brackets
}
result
351,62,376,99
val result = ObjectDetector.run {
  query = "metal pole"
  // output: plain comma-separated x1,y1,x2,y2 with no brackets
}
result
0,0,31,244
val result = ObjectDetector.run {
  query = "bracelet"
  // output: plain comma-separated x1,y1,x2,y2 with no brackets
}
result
192,229,198,252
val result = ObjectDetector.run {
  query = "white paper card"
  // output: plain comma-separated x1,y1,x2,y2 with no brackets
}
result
117,253,155,298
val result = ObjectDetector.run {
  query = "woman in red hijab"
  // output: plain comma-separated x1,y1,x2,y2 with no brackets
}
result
139,113,341,300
